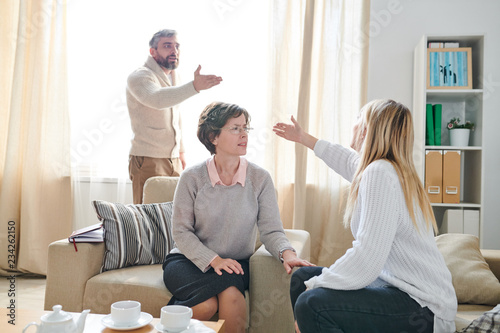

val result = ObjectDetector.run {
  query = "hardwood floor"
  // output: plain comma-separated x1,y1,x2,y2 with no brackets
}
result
1,275,46,311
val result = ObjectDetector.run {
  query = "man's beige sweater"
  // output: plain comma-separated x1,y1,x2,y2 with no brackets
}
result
126,56,198,158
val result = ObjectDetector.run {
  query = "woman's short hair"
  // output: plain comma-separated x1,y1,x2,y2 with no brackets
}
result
197,102,250,155
149,29,177,49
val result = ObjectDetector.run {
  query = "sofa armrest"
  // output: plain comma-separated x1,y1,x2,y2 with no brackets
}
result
481,249,500,281
44,240,105,312
248,229,310,333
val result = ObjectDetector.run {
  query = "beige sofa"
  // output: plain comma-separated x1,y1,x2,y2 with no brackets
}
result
450,248,500,330
45,176,311,333
45,176,500,332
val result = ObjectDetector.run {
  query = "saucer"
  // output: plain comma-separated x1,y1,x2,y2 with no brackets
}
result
155,322,190,333
101,312,153,330
155,319,216,333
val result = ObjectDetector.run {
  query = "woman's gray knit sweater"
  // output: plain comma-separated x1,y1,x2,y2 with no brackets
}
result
170,160,293,272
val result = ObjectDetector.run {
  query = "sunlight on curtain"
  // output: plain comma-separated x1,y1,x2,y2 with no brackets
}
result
0,0,72,275
0,0,18,175
67,0,271,228
267,0,370,266
0,0,19,277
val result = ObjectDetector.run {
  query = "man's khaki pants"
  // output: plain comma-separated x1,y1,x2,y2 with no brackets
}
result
129,155,182,204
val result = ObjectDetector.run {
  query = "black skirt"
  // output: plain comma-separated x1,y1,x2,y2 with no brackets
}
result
163,253,250,307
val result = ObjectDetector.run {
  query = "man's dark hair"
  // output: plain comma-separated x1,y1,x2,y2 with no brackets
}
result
149,29,177,49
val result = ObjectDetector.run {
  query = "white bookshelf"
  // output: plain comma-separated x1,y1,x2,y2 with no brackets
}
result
413,35,484,241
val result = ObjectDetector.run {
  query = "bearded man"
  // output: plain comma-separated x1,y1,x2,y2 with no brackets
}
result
127,29,222,203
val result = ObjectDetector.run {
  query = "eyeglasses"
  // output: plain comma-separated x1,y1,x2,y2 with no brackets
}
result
219,126,254,135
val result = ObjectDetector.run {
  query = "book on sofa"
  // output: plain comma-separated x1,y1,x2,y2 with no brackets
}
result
68,223,104,251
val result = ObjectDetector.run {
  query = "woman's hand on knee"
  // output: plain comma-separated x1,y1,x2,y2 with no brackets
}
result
210,256,244,276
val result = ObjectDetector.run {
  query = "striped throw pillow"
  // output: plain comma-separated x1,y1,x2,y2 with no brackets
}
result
92,200,174,272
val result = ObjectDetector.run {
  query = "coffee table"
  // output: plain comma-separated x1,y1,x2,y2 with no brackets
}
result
1,308,225,333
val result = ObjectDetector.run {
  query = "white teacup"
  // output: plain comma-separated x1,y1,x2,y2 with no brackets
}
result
160,305,193,332
111,300,141,327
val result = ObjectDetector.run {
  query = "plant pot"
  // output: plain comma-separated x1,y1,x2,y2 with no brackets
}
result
449,128,470,146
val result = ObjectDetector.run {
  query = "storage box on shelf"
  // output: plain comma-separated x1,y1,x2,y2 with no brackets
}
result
413,35,484,243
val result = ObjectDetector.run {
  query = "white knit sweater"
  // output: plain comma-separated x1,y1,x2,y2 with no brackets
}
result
126,56,198,158
305,140,457,332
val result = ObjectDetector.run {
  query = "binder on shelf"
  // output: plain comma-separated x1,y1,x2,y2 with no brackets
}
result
463,210,480,237
425,150,442,203
428,42,459,48
440,209,463,234
444,42,459,48
443,150,461,204
433,104,442,145
426,104,435,145
428,42,444,48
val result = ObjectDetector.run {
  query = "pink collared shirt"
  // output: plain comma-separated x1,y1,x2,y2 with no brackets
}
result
206,156,248,187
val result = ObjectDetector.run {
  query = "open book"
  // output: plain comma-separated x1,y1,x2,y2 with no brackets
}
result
68,223,104,251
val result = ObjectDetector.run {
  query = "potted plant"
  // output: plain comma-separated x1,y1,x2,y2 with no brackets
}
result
447,117,474,146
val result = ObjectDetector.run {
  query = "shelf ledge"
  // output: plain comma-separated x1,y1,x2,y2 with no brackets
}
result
424,146,482,150
431,203,481,208
426,89,483,94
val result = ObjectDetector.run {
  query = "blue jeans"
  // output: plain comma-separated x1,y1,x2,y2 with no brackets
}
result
290,267,434,333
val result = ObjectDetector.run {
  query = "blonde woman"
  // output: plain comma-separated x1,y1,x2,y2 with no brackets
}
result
273,99,457,333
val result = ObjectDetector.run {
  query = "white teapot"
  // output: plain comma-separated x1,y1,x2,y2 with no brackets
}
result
23,305,90,333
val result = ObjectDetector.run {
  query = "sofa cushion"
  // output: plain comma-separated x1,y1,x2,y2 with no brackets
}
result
436,233,500,305
92,200,174,272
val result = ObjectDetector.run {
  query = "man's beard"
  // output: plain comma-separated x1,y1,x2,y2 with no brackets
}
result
158,55,178,70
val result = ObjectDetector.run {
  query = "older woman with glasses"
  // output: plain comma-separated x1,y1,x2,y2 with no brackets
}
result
162,101,313,333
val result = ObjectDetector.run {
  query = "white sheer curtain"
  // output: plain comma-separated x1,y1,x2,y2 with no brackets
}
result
0,0,72,275
67,0,273,230
266,0,370,266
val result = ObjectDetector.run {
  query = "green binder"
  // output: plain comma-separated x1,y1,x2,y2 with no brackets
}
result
426,104,435,145
433,104,442,145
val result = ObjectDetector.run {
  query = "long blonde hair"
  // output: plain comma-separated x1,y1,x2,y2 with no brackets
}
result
343,99,437,233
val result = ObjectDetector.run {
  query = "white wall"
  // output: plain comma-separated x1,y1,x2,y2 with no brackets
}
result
368,0,500,249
